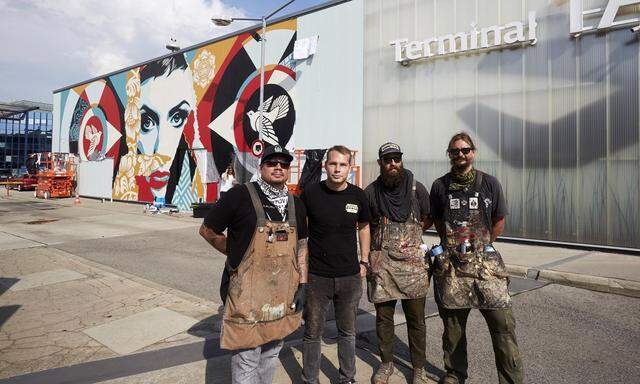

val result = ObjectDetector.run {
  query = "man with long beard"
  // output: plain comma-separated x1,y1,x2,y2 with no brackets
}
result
430,132,522,384
365,142,432,384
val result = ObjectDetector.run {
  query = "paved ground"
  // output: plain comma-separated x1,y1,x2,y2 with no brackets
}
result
1,191,639,383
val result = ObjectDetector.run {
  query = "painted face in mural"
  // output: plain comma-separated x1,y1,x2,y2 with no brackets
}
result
138,55,196,198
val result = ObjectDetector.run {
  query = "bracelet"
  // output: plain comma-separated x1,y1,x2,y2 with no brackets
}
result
359,260,370,267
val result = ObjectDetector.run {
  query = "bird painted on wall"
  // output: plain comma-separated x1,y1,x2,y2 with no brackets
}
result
84,124,102,158
246,95,290,145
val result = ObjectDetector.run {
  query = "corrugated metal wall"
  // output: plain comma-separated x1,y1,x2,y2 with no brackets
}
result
364,0,640,248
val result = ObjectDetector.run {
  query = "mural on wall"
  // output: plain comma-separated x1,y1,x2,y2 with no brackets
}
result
54,20,297,210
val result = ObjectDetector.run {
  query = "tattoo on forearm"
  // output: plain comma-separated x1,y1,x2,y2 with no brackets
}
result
296,238,308,283
199,224,227,255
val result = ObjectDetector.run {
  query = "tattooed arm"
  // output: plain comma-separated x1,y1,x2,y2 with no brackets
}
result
297,238,308,283
199,224,227,255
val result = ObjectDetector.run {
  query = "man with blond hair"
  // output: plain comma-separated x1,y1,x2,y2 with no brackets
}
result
301,145,371,384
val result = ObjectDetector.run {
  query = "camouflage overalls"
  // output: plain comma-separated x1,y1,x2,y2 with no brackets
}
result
367,179,430,372
433,171,523,384
367,180,430,304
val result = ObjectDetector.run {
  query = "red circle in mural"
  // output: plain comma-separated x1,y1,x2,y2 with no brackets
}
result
251,139,264,157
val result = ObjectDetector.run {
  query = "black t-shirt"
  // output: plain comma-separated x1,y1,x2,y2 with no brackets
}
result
301,181,371,278
364,180,430,235
429,171,508,223
203,182,308,270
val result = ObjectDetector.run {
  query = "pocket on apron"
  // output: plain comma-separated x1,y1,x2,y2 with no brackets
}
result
431,250,451,277
481,248,508,278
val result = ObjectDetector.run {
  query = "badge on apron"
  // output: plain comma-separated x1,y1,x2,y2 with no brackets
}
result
345,203,359,214
275,230,289,242
469,197,479,210
450,198,460,209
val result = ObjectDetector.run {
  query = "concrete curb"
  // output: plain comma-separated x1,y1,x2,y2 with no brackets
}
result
506,264,640,298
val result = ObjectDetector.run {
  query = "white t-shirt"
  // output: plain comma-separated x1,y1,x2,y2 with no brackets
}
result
220,172,236,192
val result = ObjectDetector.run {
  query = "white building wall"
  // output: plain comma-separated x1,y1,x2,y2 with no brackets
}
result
295,0,364,165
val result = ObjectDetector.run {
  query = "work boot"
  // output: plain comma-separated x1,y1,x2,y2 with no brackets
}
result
412,368,430,384
438,373,461,384
373,362,394,384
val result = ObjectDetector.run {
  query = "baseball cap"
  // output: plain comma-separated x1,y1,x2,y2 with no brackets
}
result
378,142,403,159
261,144,293,164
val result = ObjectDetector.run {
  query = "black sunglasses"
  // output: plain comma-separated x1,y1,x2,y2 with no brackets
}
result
447,147,474,156
263,160,291,169
382,156,402,164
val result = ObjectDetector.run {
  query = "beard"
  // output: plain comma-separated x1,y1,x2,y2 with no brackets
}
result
450,157,472,174
380,164,405,188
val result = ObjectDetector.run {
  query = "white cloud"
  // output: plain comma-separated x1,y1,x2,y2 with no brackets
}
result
0,0,250,102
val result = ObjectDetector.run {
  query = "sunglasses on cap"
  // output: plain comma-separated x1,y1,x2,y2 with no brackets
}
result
447,147,474,156
263,160,291,169
382,155,402,164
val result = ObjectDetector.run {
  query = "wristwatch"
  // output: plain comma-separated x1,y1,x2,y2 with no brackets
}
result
359,260,370,269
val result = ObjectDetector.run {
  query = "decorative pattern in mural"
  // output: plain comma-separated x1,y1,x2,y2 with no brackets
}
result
54,20,297,210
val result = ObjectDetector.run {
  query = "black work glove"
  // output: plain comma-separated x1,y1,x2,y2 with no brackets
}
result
290,283,308,313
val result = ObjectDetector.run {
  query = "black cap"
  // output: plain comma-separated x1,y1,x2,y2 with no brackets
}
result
378,142,403,159
261,144,293,164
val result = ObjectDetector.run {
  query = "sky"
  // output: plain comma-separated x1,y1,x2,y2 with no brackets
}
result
0,0,326,104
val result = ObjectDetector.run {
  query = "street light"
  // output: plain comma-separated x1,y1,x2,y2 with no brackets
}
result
212,0,296,144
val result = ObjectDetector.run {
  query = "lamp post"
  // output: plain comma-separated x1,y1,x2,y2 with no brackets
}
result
212,0,296,144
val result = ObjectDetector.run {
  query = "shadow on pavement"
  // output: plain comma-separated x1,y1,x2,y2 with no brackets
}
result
278,345,303,384
0,277,19,296
0,305,21,329
187,308,225,384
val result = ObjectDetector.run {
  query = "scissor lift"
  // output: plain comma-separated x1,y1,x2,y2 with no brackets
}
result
34,153,78,199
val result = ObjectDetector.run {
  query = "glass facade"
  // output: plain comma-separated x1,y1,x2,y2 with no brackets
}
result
363,1,640,249
0,108,53,175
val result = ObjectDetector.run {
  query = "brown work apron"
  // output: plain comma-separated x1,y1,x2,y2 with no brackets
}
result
219,183,302,350
367,180,430,304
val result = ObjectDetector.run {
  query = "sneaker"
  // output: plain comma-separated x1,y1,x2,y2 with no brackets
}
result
373,362,394,384
412,368,430,384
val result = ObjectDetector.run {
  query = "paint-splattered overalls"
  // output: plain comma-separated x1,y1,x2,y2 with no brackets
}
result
220,183,301,350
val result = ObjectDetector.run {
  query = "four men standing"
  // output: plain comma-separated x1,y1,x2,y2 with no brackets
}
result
201,135,522,384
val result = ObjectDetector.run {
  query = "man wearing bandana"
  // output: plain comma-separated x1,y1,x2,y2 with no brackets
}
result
429,132,523,384
199,145,308,384
364,142,432,384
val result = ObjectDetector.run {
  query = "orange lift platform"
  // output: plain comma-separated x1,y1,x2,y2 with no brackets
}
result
34,152,78,199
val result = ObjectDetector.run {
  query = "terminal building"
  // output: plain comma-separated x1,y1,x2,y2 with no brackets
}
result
52,0,640,251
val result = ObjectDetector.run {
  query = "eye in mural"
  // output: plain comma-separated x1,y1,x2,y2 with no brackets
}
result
55,19,297,209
